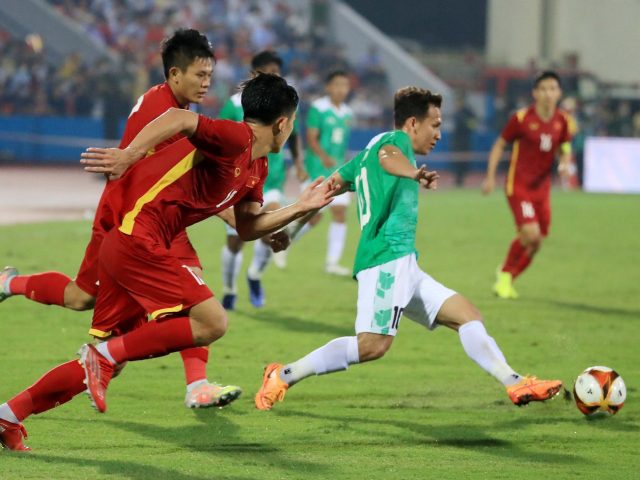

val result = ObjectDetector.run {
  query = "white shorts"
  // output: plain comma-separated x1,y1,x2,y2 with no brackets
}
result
263,189,285,207
301,180,351,209
225,223,238,236
355,253,456,336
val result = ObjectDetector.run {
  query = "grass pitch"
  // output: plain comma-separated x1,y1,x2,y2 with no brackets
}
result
1,189,638,479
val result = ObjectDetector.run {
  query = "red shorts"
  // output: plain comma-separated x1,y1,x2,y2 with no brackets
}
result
75,184,201,298
507,193,551,236
89,230,213,339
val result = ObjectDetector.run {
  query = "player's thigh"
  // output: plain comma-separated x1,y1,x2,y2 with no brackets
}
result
507,195,539,230
224,224,244,252
354,254,419,337
434,294,482,332
171,229,203,270
534,197,551,237
403,268,457,331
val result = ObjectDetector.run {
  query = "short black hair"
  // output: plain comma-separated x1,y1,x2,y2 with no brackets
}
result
161,29,215,79
534,70,561,88
251,50,283,71
241,73,299,125
326,70,349,84
393,86,443,128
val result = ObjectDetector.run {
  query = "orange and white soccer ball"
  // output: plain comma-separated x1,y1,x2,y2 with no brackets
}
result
573,366,626,416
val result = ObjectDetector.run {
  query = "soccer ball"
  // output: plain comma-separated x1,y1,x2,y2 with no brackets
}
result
573,366,626,416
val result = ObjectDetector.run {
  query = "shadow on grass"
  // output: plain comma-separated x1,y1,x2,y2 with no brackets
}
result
521,297,640,319
237,309,352,337
272,408,592,465
27,453,255,480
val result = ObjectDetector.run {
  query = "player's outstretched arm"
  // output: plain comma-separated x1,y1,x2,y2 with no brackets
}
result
234,177,338,241
482,137,506,195
379,145,439,189
81,108,199,177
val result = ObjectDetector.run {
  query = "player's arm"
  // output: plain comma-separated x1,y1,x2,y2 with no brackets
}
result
81,108,199,175
482,137,507,195
557,142,573,178
288,130,308,181
378,145,439,189
306,127,335,168
234,177,338,241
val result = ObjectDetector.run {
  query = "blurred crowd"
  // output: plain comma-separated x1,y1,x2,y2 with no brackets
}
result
0,0,391,132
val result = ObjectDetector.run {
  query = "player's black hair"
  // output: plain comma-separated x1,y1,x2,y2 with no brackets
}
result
251,50,283,71
393,86,442,128
241,73,299,125
161,29,215,79
534,70,562,88
325,69,349,84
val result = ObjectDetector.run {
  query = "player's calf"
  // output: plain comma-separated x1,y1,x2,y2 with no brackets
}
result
356,333,393,362
189,298,228,345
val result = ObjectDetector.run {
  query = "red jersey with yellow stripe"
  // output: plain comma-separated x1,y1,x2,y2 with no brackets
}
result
501,105,573,198
109,117,267,248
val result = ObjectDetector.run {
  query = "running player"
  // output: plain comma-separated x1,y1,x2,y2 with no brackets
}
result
0,74,336,451
218,50,306,309
0,29,241,408
254,86,563,411
482,71,573,299
301,70,353,276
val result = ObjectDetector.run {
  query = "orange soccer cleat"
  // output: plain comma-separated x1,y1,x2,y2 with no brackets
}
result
507,376,563,406
255,363,289,411
78,344,115,413
0,419,30,452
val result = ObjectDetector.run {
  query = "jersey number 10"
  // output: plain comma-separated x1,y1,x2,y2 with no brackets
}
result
355,166,371,229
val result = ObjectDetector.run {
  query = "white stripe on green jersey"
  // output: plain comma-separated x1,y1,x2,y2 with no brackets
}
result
337,130,418,277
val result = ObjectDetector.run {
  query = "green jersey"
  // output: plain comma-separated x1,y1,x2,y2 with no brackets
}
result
338,130,418,276
304,96,353,180
219,93,288,192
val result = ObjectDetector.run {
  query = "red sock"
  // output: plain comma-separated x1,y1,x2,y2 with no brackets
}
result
501,239,526,276
512,250,533,279
9,272,71,306
106,316,196,363
180,347,209,385
7,360,86,421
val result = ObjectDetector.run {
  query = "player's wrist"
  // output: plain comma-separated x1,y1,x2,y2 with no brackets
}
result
125,146,144,164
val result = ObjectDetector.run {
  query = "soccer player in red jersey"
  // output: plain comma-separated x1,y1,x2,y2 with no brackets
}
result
482,71,574,299
0,74,336,450
0,29,241,408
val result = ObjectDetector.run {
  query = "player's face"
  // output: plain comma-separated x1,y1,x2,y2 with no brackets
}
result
533,78,561,110
255,62,281,76
326,76,351,104
272,111,297,153
412,106,442,155
172,57,214,105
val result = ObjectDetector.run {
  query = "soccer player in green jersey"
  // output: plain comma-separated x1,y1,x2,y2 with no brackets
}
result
255,87,563,410
300,70,354,276
218,51,307,309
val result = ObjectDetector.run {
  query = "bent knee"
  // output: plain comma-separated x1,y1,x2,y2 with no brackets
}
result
64,284,95,311
357,335,393,362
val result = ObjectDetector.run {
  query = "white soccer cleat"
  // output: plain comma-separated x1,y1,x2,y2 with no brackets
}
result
325,263,350,277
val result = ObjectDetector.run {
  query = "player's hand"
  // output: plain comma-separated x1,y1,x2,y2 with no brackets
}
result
321,155,337,169
298,177,338,211
268,230,291,252
414,165,439,190
80,146,140,179
295,162,309,182
557,162,573,179
481,176,495,195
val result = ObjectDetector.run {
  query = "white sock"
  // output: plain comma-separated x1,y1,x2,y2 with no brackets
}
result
0,402,19,424
221,245,243,294
186,379,208,394
95,342,117,365
280,336,360,386
248,240,272,280
327,222,347,265
458,320,521,386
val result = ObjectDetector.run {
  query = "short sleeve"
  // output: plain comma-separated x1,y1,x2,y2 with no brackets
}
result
337,153,360,191
501,113,522,143
388,132,413,160
190,117,251,160
306,105,321,130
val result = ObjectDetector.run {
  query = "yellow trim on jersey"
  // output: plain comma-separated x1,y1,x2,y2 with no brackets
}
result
506,140,520,197
119,149,201,235
515,108,527,122
89,328,111,338
150,304,184,320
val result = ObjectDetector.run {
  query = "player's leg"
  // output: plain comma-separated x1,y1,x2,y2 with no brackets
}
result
221,225,244,310
326,193,350,276
255,256,414,410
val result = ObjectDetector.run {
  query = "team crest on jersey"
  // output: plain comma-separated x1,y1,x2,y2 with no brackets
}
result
246,176,260,187
529,122,539,130
234,167,241,177
553,121,563,130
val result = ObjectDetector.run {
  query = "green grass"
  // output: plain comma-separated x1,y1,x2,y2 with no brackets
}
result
1,189,639,479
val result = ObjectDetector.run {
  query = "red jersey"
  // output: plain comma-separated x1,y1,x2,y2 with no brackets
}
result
501,105,572,198
111,118,267,248
119,82,186,151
